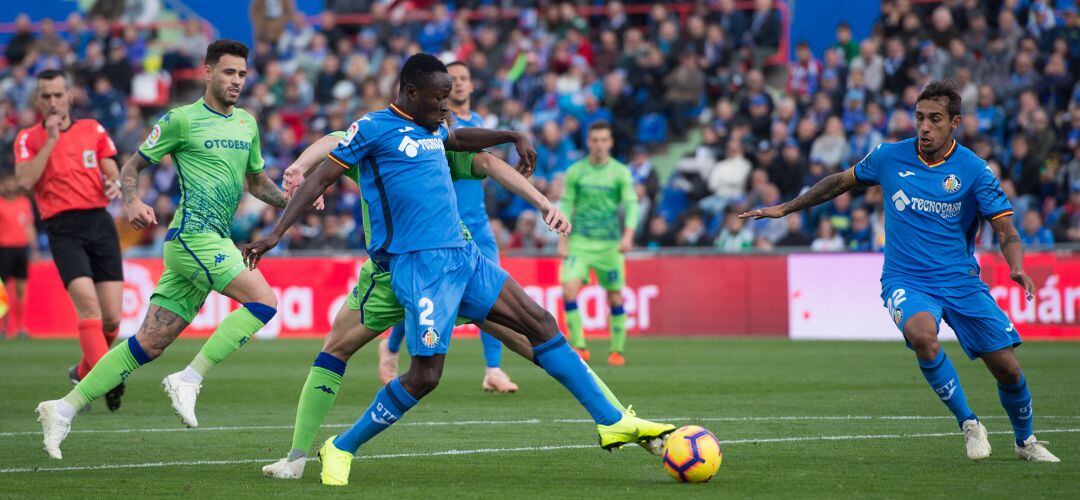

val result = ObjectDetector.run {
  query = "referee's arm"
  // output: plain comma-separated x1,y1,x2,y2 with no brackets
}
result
14,120,60,191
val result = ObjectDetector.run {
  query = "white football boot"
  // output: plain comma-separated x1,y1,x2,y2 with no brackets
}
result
1015,435,1061,462
262,456,307,479
162,373,201,428
962,419,991,461
35,400,74,459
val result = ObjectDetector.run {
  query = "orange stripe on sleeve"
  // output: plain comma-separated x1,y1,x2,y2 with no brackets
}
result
328,154,350,169
989,210,1014,221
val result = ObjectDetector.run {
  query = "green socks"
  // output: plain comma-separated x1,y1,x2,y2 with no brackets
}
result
609,305,627,354
63,337,152,410
188,304,274,378
587,364,625,412
290,352,347,458
565,301,585,349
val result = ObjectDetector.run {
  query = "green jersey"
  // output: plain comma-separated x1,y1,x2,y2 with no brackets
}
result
139,98,264,238
561,157,639,249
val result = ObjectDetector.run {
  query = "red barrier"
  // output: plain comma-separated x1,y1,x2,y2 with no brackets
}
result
980,253,1080,339
23,254,789,339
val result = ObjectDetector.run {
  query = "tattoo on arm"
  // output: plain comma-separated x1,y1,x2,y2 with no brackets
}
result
781,171,857,215
120,153,152,204
248,172,288,208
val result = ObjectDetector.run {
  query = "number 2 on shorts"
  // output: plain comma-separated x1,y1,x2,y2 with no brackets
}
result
418,297,434,326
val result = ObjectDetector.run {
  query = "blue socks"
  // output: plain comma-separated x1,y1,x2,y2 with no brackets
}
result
918,350,976,427
480,332,503,368
533,335,622,426
332,378,418,454
387,324,405,354
998,375,1034,446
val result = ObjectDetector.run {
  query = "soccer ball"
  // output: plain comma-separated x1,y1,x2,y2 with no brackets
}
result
662,425,722,483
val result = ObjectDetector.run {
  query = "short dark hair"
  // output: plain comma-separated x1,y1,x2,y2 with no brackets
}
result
916,80,962,118
446,61,469,72
399,53,448,93
205,39,249,66
36,69,67,83
588,120,612,134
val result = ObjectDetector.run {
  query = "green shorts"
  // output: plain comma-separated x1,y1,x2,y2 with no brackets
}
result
345,259,471,332
150,232,246,323
560,242,625,291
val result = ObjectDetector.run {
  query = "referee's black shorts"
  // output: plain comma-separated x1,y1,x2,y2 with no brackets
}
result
0,246,29,280
43,208,124,287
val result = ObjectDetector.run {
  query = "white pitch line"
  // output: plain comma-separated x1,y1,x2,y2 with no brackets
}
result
3,415,1079,438
3,428,1078,475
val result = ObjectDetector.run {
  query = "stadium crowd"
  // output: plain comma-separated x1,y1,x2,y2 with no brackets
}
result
2,0,1080,255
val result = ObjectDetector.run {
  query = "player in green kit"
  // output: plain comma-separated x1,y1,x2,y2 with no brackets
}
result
260,132,663,480
35,40,289,459
559,121,639,366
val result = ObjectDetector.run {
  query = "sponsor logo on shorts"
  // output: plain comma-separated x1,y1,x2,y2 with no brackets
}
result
421,327,440,348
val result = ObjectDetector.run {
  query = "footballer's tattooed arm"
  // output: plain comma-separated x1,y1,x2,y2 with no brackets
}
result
247,170,289,208
120,153,157,230
990,214,1035,300
741,170,859,219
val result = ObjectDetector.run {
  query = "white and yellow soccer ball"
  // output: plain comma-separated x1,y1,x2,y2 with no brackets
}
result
662,425,722,483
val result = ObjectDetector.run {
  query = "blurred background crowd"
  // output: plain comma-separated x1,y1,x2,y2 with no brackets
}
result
2,0,1080,255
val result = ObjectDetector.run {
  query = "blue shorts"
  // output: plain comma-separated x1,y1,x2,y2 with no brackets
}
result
390,242,509,357
470,223,500,266
882,280,1021,360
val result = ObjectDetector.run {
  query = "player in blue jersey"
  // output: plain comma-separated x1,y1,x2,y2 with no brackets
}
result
743,81,1059,463
377,61,519,393
243,54,674,486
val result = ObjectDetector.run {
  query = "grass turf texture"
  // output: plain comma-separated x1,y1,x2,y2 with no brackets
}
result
1,337,1078,498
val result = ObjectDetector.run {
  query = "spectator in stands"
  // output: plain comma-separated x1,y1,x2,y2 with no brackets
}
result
702,139,752,215
834,21,858,63
811,220,845,252
847,207,873,251
788,41,822,104
507,211,549,251
775,212,812,247
5,14,36,67
749,183,787,244
745,0,782,65
251,0,296,45
675,211,711,247
810,116,848,169
639,215,675,249
1020,211,1055,248
664,51,706,139
715,209,754,252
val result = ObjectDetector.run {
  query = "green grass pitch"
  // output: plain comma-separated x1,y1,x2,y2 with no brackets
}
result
1,337,1078,498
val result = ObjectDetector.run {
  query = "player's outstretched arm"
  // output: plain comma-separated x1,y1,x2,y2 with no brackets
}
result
241,158,345,269
246,170,288,209
740,170,859,219
119,152,157,230
990,215,1036,300
282,134,341,210
472,152,570,235
446,128,537,177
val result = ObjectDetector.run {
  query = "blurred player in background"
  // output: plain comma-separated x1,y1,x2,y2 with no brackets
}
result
0,170,35,339
743,81,1059,463
36,40,288,460
379,61,519,393
559,121,639,366
14,69,125,410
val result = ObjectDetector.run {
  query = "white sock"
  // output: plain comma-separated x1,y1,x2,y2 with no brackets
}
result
55,400,77,420
178,365,204,384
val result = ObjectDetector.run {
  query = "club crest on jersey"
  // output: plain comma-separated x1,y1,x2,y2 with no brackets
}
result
144,124,161,148
340,121,359,146
82,150,97,168
421,327,440,348
942,174,961,193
